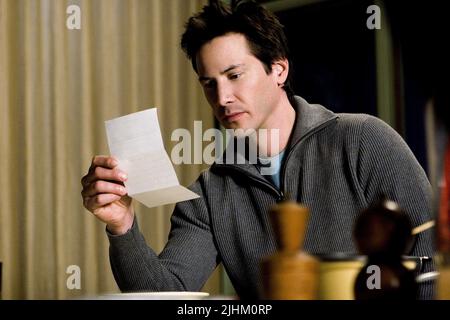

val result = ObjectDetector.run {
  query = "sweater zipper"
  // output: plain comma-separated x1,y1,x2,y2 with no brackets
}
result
279,118,337,194
217,165,285,202
214,117,337,202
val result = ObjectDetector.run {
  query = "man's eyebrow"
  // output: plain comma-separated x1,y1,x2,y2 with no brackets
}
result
198,64,244,81
221,64,243,74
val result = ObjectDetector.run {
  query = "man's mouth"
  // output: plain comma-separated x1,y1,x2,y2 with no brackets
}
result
222,112,246,122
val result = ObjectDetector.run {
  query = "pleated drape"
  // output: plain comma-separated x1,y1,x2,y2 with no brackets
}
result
0,0,219,299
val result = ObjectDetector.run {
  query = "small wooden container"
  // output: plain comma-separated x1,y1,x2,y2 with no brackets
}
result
260,202,319,299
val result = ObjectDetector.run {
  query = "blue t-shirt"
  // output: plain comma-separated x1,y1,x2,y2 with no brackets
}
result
257,150,286,189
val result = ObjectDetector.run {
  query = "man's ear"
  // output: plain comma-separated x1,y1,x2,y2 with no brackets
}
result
272,59,289,87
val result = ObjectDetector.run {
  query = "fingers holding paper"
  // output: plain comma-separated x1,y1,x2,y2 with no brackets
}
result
81,155,134,235
81,155,128,198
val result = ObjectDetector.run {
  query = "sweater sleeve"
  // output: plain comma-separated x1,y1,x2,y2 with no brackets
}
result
107,177,219,292
357,115,435,299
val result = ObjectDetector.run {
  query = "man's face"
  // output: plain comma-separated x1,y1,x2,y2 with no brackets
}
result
196,33,284,131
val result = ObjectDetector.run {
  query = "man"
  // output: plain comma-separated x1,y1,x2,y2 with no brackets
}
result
81,1,434,299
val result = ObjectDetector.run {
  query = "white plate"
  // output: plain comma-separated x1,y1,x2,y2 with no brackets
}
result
98,291,210,300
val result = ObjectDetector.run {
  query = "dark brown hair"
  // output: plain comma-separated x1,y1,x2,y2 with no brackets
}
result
181,0,294,97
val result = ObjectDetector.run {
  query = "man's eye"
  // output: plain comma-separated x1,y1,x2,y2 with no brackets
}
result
203,81,216,89
229,73,241,80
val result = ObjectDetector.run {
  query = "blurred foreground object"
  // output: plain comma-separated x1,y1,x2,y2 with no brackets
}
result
428,85,450,299
436,134,450,299
260,202,319,299
353,198,417,299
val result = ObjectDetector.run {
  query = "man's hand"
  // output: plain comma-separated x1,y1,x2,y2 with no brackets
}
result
81,155,134,235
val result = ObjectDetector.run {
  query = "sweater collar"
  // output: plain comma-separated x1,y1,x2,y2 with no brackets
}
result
211,96,338,172
288,95,338,147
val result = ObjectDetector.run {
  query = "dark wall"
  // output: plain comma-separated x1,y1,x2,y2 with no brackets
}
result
276,0,377,115
385,0,448,169
275,0,448,173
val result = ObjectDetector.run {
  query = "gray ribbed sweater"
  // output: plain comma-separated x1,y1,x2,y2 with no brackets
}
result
108,96,435,299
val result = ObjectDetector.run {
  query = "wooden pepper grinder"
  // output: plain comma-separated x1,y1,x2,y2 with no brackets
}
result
260,201,319,299
353,197,417,299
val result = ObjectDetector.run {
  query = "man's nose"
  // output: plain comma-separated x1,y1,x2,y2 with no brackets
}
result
216,81,234,107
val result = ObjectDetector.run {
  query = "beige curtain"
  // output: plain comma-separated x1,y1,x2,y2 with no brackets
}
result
0,0,222,299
